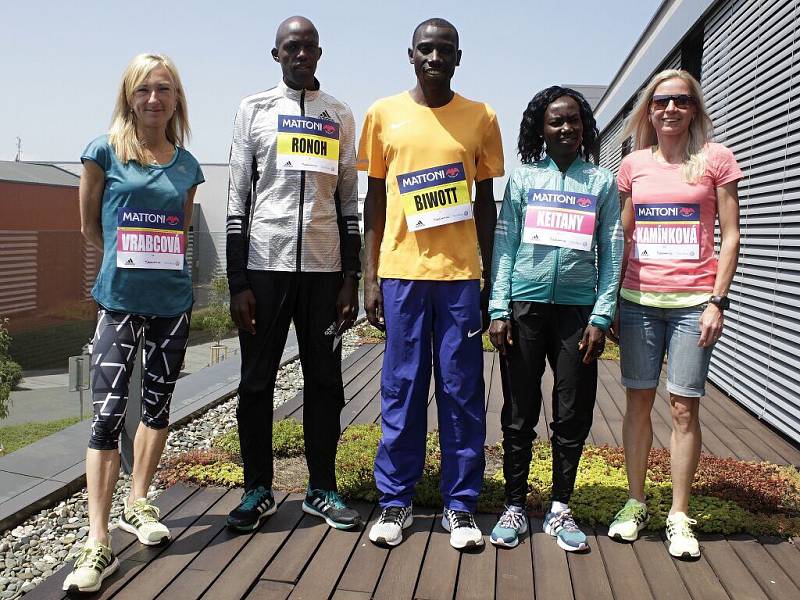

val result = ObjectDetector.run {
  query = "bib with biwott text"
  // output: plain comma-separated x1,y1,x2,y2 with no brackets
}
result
117,208,185,270
397,162,472,232
276,114,340,175
523,188,597,251
634,202,700,260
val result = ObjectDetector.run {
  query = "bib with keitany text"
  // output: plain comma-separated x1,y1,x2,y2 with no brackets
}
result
523,189,597,251
397,162,472,232
634,203,700,260
276,115,340,175
117,208,185,270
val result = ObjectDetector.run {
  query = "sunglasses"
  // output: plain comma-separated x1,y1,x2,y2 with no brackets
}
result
651,94,695,109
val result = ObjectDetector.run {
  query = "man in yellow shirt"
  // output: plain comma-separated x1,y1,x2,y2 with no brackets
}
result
358,17,504,549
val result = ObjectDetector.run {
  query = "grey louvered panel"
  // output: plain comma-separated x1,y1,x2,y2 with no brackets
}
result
599,115,625,176
704,0,800,441
662,49,681,71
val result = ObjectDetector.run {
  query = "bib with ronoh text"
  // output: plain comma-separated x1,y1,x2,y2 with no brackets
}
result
397,162,472,232
276,114,340,175
117,208,185,270
634,202,700,260
523,188,597,251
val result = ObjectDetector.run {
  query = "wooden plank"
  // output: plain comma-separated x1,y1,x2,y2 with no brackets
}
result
201,494,307,600
87,487,228,600
698,534,768,600
414,512,460,600
343,346,384,399
760,535,800,590
593,369,625,446
494,523,535,600
113,488,240,600
341,343,381,378
373,509,436,599
455,514,496,600
594,525,654,600
287,503,375,599
343,373,383,427
666,536,729,600
631,531,691,600
260,515,329,584
483,351,495,412
529,517,573,600
27,483,201,600
726,534,800,599
332,591,371,600
154,567,217,600
336,509,391,595
244,580,294,600
567,527,613,600
485,355,503,447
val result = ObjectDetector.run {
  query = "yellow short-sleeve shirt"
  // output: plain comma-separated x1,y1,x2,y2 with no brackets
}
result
358,92,504,280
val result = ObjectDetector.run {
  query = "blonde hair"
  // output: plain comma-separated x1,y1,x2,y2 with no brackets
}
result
108,53,191,165
623,69,713,183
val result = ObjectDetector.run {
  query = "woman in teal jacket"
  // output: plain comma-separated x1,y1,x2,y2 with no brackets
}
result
488,86,622,551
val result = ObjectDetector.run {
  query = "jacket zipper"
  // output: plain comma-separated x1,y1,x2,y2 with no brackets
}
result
549,169,566,303
295,89,306,272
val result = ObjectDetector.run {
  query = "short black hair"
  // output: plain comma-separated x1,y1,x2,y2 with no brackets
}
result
411,18,459,48
518,86,600,164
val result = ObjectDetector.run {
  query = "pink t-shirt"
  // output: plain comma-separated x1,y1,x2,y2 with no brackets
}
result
618,142,742,293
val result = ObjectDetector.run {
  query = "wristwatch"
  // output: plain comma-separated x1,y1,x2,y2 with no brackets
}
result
344,270,361,281
708,295,730,311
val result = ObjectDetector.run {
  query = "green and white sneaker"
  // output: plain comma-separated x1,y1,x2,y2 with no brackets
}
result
666,512,700,559
302,488,362,530
62,538,119,593
118,498,170,545
608,499,650,542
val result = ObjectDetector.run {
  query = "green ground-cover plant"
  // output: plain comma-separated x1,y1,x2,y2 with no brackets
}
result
160,421,800,537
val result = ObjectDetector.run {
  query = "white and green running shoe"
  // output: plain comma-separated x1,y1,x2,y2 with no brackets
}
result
665,512,700,559
62,538,119,593
608,498,650,542
490,505,528,548
119,498,171,545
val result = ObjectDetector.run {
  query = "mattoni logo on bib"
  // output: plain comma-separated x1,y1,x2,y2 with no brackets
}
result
116,208,185,270
634,202,700,260
276,114,340,175
397,162,472,231
523,188,597,251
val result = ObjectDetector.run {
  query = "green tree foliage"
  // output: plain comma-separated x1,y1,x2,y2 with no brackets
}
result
0,317,23,419
198,277,235,344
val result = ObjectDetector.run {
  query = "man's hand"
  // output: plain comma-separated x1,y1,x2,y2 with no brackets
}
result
230,289,257,335
336,276,359,333
364,277,385,332
488,319,513,355
578,325,605,364
698,303,724,347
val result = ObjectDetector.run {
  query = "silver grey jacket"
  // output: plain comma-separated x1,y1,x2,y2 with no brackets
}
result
226,80,360,294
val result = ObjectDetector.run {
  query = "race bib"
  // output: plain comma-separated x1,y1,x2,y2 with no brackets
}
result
397,162,472,231
276,114,339,175
634,203,700,260
116,208,185,270
522,189,597,251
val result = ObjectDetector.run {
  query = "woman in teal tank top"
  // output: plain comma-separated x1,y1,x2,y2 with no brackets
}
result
63,54,204,594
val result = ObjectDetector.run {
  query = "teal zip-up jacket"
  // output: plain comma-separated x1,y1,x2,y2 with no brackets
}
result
490,156,623,330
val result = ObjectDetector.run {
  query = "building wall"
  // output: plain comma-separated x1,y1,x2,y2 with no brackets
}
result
597,0,800,440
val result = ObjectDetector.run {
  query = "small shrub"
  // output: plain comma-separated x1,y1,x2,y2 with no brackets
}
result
0,317,23,419
335,423,382,502
481,333,495,353
197,278,235,343
273,418,305,458
353,322,386,344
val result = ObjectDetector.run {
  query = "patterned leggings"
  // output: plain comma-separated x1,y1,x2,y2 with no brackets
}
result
88,309,190,450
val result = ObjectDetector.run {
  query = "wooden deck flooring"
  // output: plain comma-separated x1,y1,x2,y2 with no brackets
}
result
28,343,800,599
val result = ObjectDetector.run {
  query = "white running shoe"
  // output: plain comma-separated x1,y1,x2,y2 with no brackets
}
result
369,504,413,546
608,498,650,542
62,538,119,593
442,508,483,549
665,512,700,559
118,498,171,545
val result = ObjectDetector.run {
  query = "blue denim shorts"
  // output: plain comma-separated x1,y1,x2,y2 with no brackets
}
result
619,299,715,397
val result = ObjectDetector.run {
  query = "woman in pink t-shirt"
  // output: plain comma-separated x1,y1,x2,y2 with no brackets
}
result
607,70,742,559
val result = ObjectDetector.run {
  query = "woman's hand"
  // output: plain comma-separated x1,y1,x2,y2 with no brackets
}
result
579,325,606,364
698,303,724,347
488,319,513,355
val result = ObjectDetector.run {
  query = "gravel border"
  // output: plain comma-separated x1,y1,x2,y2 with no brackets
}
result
0,330,363,598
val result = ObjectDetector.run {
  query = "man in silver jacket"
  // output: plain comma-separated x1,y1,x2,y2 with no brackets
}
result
225,15,362,532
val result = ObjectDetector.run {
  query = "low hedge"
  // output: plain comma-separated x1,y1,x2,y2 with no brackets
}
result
159,420,800,537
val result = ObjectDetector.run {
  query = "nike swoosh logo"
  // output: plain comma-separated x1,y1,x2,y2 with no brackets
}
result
390,120,411,129
467,329,481,338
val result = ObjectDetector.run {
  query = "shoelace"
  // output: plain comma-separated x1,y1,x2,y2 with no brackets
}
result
240,487,270,512
129,500,160,524
447,509,477,530
498,507,525,530
550,509,580,533
379,506,409,526
74,545,108,571
320,490,346,510
667,515,698,538
614,501,646,523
